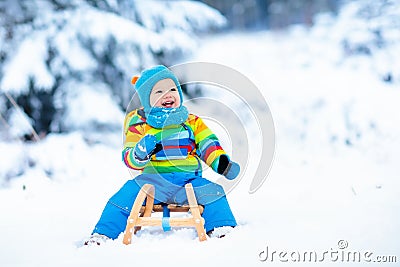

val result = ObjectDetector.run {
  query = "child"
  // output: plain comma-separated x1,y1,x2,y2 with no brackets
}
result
85,65,240,245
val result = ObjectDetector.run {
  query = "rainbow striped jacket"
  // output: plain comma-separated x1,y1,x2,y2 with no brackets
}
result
122,109,228,175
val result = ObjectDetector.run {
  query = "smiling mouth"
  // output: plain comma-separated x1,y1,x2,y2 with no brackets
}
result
162,100,175,108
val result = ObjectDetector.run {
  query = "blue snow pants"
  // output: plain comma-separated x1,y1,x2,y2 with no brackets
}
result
92,172,237,239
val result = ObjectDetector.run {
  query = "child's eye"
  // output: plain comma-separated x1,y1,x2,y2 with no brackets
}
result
170,88,177,91
155,90,163,94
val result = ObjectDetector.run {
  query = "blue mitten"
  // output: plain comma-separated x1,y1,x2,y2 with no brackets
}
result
134,135,158,161
223,161,240,180
217,155,240,180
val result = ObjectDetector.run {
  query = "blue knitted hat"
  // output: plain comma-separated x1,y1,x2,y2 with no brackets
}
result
132,65,183,113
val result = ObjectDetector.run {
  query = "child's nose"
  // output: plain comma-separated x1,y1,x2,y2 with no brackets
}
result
163,93,172,99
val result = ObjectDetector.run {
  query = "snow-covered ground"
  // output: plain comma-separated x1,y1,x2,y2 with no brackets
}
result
1,4,400,267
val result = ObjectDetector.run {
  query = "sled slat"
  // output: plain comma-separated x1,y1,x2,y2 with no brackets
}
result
139,204,204,213
136,217,205,227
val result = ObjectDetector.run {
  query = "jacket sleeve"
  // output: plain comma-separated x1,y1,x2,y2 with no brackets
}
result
121,110,148,170
191,115,230,173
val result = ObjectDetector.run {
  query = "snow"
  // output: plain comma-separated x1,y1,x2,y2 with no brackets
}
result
7,106,35,138
0,33,55,94
53,30,97,72
60,82,125,132
1,1,400,266
136,1,227,33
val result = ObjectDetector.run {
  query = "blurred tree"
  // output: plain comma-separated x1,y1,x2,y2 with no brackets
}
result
198,0,340,29
0,0,227,139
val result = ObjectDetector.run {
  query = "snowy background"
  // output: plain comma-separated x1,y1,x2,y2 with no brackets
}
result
1,0,399,266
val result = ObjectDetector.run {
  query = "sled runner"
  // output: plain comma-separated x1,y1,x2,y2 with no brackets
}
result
123,183,207,244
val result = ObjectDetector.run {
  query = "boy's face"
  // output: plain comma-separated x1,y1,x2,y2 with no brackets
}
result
149,78,181,108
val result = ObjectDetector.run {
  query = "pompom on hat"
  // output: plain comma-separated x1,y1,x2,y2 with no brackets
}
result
131,65,183,113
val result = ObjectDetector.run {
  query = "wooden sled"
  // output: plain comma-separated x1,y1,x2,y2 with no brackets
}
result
123,183,207,244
